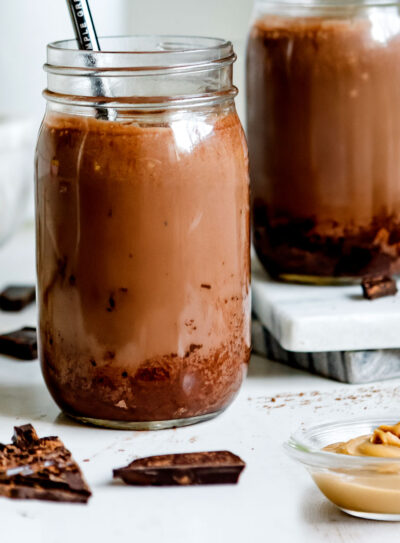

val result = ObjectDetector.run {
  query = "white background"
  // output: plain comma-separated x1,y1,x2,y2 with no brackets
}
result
0,0,255,225
0,0,254,122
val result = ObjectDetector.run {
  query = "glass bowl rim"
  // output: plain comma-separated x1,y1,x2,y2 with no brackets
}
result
284,416,400,469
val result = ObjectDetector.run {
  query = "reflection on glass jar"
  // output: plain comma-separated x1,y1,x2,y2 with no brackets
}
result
36,37,250,429
247,0,400,283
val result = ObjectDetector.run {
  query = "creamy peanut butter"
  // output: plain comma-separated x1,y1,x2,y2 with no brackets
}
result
325,423,400,458
313,423,400,515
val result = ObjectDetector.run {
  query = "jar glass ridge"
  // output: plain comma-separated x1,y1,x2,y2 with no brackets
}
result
44,36,237,111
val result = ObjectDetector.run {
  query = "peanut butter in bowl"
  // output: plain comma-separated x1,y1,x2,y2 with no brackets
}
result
285,418,400,520
314,423,400,519
325,422,400,458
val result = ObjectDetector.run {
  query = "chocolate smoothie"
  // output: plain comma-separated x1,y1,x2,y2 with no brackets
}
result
247,13,400,280
35,109,250,423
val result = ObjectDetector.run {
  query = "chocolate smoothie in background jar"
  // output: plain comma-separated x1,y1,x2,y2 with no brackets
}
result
35,37,250,429
247,0,400,283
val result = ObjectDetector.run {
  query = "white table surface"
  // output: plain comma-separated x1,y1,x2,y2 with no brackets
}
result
1,226,400,543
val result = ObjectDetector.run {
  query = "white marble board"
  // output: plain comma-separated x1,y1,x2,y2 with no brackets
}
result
252,258,400,353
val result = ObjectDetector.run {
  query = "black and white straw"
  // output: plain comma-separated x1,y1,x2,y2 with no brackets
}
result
65,0,116,120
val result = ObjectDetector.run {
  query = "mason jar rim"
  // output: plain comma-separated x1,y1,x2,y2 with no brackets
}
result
45,35,236,74
48,35,231,54
255,0,400,7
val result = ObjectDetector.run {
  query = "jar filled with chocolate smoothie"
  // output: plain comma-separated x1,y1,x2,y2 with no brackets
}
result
247,0,400,282
35,37,250,429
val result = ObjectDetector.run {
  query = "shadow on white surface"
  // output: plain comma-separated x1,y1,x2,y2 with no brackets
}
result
348,294,365,301
247,353,315,380
53,412,125,433
0,381,55,421
54,412,87,429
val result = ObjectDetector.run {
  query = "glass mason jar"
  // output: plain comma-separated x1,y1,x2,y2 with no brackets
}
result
35,36,250,429
247,0,400,283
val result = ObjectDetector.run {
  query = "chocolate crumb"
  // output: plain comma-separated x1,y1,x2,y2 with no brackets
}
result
104,351,115,361
121,371,128,378
134,366,170,381
184,344,203,358
106,294,116,312
90,359,97,367
201,284,211,289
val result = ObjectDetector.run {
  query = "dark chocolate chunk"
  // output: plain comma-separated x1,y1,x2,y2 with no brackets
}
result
0,424,91,503
0,327,37,360
0,285,35,312
12,424,39,447
113,451,245,486
106,293,115,312
361,275,398,300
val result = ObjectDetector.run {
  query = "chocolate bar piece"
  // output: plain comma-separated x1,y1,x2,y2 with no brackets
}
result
0,424,91,503
0,327,37,360
113,451,246,486
0,285,35,311
361,275,398,300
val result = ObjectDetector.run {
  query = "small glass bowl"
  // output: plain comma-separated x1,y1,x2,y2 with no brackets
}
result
284,417,400,521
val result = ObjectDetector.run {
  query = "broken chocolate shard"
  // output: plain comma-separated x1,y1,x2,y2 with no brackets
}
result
12,424,39,448
0,285,35,312
113,451,245,486
0,327,37,360
361,275,398,300
0,424,91,503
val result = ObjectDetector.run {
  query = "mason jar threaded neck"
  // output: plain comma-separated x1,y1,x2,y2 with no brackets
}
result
44,35,237,110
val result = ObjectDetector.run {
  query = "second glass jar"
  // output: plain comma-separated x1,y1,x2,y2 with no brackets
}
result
247,0,400,283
